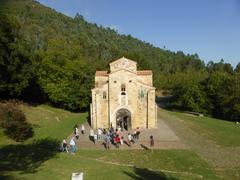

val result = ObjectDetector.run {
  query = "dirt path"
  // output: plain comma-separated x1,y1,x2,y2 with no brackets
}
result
157,108,240,170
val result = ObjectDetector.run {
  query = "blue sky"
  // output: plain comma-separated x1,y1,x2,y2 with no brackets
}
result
38,0,240,67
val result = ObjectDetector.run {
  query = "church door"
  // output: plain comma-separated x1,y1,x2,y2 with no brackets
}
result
116,109,131,130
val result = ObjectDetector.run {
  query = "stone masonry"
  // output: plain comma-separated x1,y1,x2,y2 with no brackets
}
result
90,57,157,129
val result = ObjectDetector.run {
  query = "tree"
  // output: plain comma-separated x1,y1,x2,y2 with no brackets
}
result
0,13,35,98
0,102,33,142
172,80,206,113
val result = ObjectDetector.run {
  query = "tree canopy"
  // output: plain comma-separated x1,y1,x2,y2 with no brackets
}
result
0,0,239,121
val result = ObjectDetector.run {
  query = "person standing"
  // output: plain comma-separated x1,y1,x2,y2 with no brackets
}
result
75,127,79,140
74,124,78,134
150,135,154,147
97,128,102,140
81,124,85,134
128,133,132,146
114,135,120,148
104,135,111,150
120,136,124,145
93,133,98,144
89,129,94,142
62,139,68,153
70,137,76,154
136,127,140,140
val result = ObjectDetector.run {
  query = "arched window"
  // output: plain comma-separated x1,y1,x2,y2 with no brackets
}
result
121,92,126,95
121,84,126,92
103,91,107,99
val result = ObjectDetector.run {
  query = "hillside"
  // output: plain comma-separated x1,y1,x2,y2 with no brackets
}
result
0,0,239,121
0,0,203,104
1,104,239,179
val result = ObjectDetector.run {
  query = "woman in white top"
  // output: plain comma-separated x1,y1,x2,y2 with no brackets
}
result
81,124,85,134
69,137,76,154
89,129,94,142
75,127,79,140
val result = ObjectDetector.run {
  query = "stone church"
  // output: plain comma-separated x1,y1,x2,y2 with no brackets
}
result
90,57,157,130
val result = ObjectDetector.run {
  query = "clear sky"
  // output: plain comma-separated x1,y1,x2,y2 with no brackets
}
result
37,0,240,67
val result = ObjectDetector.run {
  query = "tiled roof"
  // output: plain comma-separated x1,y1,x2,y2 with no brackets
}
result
95,71,108,76
137,70,152,75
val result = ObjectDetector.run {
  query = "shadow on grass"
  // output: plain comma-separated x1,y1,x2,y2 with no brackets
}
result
124,167,177,180
140,144,150,151
0,138,60,179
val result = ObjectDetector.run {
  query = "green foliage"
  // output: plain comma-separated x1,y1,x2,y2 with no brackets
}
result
0,102,33,142
172,81,206,113
36,38,94,110
0,0,205,111
170,61,240,121
0,0,239,121
0,13,35,97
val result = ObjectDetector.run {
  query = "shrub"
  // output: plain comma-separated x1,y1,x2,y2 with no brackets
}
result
0,102,33,142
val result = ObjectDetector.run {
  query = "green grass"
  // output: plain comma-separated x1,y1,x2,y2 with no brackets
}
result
21,104,87,140
10,150,217,180
1,104,232,179
0,129,15,146
159,109,240,147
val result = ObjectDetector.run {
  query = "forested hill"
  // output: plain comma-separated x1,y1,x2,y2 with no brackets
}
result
0,0,239,121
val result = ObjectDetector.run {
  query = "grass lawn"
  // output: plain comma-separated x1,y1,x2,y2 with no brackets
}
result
9,150,217,180
159,109,240,147
21,104,87,140
0,104,226,179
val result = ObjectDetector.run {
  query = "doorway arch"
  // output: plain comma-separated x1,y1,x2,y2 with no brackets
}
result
115,108,131,130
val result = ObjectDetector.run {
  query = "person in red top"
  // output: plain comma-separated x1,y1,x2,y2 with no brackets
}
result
114,135,121,148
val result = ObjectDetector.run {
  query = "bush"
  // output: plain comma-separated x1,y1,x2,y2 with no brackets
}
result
0,102,33,142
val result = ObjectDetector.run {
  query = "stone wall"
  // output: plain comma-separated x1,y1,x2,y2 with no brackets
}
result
91,57,156,129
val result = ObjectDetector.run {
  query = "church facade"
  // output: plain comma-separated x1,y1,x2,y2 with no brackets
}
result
90,57,157,130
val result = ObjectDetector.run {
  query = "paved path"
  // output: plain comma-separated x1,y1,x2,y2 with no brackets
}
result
157,108,240,178
68,117,187,150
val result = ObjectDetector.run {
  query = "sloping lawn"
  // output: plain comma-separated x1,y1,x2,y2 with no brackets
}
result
21,104,87,140
164,110,240,147
0,104,218,179
174,113,240,146
10,150,217,180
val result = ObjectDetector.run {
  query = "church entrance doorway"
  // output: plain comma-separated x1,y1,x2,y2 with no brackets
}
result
116,108,131,130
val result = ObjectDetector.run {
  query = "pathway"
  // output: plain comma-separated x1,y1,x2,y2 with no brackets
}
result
68,117,187,150
157,108,240,177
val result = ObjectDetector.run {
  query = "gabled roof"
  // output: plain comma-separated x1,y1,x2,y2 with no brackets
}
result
108,68,136,75
95,71,108,76
109,57,137,65
137,70,152,75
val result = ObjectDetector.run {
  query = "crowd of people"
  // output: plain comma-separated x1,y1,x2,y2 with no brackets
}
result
60,123,154,153
88,125,141,150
